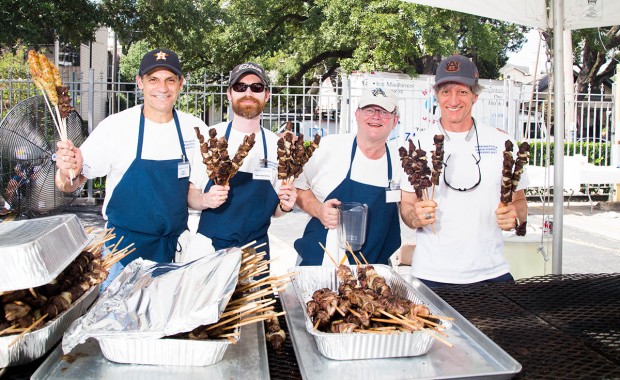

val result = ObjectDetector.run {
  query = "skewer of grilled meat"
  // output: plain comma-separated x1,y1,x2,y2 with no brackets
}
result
500,140,515,205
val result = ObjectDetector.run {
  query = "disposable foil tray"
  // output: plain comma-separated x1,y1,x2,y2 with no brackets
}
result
0,284,100,367
99,334,236,367
0,214,89,292
290,264,452,360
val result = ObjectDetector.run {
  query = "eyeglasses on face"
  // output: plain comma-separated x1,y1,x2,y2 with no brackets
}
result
360,107,394,119
231,82,265,93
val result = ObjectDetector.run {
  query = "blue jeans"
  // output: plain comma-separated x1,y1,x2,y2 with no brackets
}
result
419,272,515,290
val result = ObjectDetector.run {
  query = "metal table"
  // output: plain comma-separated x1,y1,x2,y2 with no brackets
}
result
266,273,620,379
31,323,269,379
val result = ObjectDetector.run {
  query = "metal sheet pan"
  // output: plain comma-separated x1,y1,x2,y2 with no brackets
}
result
31,322,270,380
0,284,100,367
0,214,89,292
281,271,522,380
290,265,450,360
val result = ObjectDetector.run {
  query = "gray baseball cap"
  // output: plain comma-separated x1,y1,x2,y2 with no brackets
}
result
434,54,479,87
229,62,269,86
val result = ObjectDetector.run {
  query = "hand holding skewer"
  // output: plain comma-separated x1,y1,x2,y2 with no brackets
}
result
277,183,297,213
55,140,83,183
495,202,519,231
412,199,437,226
203,184,230,209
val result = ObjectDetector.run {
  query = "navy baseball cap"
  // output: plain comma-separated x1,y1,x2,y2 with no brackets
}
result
229,62,269,86
434,54,479,87
139,49,182,77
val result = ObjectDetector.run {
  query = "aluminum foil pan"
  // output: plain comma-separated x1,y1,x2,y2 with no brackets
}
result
0,214,89,292
289,264,452,360
0,284,100,367
99,335,234,367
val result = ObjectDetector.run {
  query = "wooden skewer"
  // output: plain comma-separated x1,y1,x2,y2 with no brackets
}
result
339,253,348,266
420,327,453,348
345,242,363,266
347,307,361,318
319,242,337,266
240,240,258,250
0,324,18,336
358,251,369,265
334,305,346,317
314,320,321,330
353,329,393,335
8,313,48,348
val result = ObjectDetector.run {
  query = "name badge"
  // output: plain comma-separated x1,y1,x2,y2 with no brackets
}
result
178,162,190,178
253,166,276,182
386,181,401,203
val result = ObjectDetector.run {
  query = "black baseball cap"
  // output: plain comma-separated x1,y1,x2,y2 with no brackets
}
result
434,54,479,87
139,48,182,77
229,62,269,87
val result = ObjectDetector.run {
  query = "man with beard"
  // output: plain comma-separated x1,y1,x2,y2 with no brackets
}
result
185,62,296,271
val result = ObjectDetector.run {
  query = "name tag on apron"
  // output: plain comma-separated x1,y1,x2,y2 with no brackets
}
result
178,161,190,178
253,168,276,182
253,159,277,182
386,181,401,203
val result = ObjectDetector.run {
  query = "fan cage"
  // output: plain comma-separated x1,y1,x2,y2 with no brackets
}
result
0,95,87,217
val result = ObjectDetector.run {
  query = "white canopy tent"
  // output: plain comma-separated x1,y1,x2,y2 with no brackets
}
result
401,0,620,273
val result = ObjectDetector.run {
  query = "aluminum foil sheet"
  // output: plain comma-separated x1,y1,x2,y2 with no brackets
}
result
99,335,233,367
62,248,242,356
289,264,452,360
0,214,89,292
0,284,100,367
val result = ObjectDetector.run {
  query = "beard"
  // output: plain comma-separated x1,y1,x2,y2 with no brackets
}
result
232,96,265,119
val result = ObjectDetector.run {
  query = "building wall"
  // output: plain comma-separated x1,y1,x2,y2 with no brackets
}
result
80,27,109,129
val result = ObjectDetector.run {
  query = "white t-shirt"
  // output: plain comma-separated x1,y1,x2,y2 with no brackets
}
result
401,122,529,284
295,133,402,264
189,121,281,191
80,105,207,219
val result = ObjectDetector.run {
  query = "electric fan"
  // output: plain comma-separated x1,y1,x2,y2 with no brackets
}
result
0,95,88,218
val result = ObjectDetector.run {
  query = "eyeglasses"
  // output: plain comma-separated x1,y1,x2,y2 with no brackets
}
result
231,82,265,93
360,107,395,119
442,153,482,192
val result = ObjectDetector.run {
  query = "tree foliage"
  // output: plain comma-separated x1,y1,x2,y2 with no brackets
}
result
572,26,619,93
108,0,527,85
0,0,100,49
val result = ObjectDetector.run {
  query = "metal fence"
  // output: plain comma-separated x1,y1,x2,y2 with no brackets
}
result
1,69,616,199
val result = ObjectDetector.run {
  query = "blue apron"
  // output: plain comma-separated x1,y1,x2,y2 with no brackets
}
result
294,137,401,266
106,108,189,265
197,122,279,259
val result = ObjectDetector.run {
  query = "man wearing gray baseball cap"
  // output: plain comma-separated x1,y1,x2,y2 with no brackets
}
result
294,86,402,266
400,54,529,289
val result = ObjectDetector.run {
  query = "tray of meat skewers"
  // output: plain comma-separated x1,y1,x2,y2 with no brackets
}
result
289,263,453,360
0,215,121,367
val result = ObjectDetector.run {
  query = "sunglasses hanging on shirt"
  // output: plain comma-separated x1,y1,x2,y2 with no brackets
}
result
440,120,482,192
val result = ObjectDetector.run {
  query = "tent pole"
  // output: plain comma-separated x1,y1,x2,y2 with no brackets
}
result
552,0,565,274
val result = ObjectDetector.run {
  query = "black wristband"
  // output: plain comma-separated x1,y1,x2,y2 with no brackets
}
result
279,203,292,213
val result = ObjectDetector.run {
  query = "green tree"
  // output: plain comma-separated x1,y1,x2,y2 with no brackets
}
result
102,0,527,85
572,26,619,93
0,46,29,79
0,0,101,49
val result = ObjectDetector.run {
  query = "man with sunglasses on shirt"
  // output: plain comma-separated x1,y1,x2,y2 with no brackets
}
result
294,87,402,266
55,48,206,272
185,62,296,270
400,54,529,289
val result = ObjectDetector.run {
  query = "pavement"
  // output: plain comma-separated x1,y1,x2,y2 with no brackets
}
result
1,199,619,278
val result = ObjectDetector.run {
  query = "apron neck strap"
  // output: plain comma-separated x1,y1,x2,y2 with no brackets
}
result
137,107,186,159
347,137,393,181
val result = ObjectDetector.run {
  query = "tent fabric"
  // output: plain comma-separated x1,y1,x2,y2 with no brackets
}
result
401,0,620,30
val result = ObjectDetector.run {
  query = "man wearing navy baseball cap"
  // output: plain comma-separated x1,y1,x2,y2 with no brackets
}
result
400,54,529,289
55,47,207,287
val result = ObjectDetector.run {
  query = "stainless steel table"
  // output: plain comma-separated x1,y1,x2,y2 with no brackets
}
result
32,323,269,379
